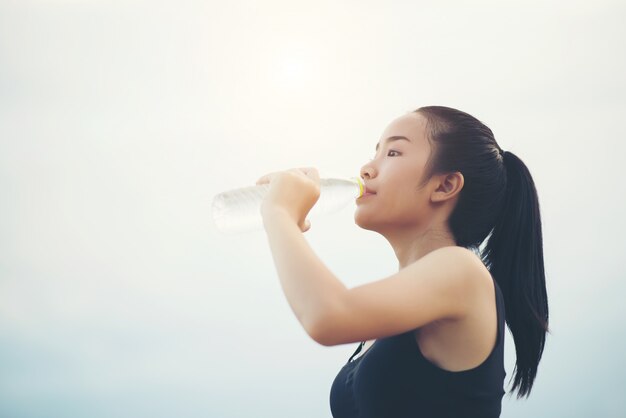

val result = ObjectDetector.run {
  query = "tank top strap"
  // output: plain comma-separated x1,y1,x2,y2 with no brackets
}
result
492,275,505,346
347,341,366,364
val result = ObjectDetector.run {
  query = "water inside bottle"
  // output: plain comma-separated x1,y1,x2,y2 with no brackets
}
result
210,176,363,234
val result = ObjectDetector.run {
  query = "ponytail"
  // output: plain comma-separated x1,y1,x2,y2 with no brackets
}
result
481,150,550,398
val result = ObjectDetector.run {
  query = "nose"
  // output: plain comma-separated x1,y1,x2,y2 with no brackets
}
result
360,160,375,180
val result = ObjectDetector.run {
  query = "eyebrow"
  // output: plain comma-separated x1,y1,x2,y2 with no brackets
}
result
375,136,412,152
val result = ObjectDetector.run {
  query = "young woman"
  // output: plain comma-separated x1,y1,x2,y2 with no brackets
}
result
257,105,549,418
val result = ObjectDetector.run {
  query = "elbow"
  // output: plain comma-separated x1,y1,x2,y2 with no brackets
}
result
307,319,334,346
306,307,341,347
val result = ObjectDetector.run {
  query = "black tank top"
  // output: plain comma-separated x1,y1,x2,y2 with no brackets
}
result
329,276,507,418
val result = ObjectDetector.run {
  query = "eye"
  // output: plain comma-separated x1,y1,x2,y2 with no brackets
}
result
369,150,400,161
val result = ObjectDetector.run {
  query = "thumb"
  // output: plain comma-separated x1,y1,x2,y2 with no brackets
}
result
302,219,311,233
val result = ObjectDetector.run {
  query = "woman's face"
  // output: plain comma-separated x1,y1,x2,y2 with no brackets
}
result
355,112,435,232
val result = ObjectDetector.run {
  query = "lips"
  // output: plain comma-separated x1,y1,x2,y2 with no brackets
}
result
358,186,376,199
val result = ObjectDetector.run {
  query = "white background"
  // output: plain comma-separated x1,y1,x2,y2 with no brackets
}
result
1,0,624,417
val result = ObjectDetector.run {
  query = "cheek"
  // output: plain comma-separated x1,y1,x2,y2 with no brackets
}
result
388,184,426,214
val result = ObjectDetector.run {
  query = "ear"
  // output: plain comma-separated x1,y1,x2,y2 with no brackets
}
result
431,172,464,203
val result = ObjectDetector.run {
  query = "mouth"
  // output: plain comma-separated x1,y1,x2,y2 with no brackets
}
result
357,191,376,200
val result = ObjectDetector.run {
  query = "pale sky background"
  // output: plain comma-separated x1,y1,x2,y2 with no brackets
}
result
1,0,625,417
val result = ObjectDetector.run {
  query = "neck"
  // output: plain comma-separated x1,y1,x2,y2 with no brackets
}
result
379,219,458,270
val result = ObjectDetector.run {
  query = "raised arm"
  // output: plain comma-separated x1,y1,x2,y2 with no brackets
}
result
262,207,485,347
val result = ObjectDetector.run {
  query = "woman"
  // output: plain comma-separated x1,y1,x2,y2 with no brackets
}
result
257,105,549,418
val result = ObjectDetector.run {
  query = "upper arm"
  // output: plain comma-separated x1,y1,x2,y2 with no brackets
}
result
309,246,486,346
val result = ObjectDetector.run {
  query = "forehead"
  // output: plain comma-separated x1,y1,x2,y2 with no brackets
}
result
376,112,429,151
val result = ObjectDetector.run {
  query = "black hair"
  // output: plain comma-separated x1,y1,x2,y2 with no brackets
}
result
414,105,550,399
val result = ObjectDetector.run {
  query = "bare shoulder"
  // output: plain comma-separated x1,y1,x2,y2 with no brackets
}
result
430,246,498,319
420,245,492,289
433,246,494,292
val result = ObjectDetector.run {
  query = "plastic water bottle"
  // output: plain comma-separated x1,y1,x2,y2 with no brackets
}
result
210,176,364,234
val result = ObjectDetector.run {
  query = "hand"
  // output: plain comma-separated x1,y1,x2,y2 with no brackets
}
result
256,167,321,233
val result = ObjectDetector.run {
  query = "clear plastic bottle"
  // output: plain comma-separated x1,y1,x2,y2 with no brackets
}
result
210,176,364,234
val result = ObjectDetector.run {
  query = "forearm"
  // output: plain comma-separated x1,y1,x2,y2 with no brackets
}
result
261,208,347,337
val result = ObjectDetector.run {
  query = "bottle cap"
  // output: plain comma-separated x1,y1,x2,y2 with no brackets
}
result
349,176,365,198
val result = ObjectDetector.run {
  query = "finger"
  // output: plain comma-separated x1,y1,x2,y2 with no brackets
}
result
256,171,280,185
288,167,319,183
304,167,320,183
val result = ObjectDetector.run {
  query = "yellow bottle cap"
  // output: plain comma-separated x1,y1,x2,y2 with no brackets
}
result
349,176,364,198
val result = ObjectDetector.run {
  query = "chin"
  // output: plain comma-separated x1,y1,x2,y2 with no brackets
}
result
354,211,377,232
